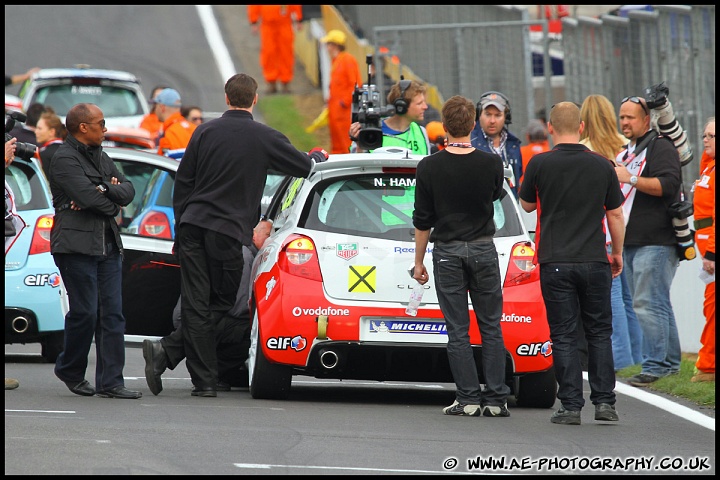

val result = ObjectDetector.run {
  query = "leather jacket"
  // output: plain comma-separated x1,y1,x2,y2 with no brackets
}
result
49,134,134,256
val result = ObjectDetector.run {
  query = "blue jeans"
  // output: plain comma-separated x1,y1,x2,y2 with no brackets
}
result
623,245,681,377
540,262,616,411
609,247,643,370
432,240,510,406
53,242,126,391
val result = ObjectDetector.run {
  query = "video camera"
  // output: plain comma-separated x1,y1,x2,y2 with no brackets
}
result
5,111,37,160
644,81,693,167
351,54,395,151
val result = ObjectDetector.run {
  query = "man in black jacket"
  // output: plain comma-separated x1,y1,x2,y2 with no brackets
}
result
166,73,328,397
49,103,140,399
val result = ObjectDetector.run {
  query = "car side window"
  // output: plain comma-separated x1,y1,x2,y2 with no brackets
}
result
111,158,175,237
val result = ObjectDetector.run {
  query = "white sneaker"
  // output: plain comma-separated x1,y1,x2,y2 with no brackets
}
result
443,400,481,416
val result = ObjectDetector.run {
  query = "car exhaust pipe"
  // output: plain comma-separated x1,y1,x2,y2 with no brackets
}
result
11,315,30,334
319,349,339,369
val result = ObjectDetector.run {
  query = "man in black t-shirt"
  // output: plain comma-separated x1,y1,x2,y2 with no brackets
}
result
520,101,625,426
413,95,510,418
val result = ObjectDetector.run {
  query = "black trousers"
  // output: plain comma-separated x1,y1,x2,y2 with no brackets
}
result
161,315,251,384
176,224,244,388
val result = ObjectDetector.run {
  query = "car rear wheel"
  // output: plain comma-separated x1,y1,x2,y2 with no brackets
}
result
248,312,292,400
515,366,557,408
41,331,64,363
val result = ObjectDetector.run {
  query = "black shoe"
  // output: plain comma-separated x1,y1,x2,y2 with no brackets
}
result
143,339,167,396
64,379,96,397
191,386,217,397
550,406,581,425
594,403,619,421
96,385,142,399
216,381,232,391
627,373,659,387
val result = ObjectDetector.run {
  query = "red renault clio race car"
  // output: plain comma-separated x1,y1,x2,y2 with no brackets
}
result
247,148,556,408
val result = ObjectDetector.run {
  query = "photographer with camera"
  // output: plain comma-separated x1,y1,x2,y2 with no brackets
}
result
348,78,431,155
613,95,684,387
5,112,38,164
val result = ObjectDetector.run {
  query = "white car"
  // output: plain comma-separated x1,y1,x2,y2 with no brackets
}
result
247,148,556,407
15,66,149,129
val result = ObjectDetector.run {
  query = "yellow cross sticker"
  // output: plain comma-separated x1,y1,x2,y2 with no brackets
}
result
348,265,376,293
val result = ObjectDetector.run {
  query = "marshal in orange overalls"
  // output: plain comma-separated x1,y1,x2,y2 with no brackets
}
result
693,150,715,378
248,5,302,90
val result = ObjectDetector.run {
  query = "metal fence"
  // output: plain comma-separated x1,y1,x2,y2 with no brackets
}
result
562,4,716,191
332,4,715,191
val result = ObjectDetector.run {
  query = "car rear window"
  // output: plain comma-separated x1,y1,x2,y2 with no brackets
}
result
300,174,524,240
32,84,144,117
4,161,50,211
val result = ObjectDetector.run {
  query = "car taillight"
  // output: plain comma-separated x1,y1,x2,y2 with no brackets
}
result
29,214,53,255
278,235,322,282
503,241,539,287
139,211,172,238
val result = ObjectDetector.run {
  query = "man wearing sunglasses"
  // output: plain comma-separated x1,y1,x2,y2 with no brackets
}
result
48,103,140,399
614,95,684,388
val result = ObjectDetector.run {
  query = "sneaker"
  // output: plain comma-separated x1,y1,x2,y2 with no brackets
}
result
443,400,481,416
551,406,581,425
627,373,659,387
691,372,715,383
481,403,510,417
594,403,619,421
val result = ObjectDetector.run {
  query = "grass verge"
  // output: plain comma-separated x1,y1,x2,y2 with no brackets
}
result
257,94,321,152
616,353,715,409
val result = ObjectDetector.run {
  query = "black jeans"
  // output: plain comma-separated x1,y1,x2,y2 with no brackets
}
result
540,262,615,411
53,242,126,391
432,240,510,406
176,224,244,389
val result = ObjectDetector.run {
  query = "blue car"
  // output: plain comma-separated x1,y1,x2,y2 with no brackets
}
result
5,155,68,362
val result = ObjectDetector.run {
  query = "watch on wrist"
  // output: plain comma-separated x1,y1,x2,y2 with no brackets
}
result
630,175,638,186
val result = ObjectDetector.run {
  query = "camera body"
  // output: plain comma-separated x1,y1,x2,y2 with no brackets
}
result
5,112,37,160
643,81,692,167
351,83,395,151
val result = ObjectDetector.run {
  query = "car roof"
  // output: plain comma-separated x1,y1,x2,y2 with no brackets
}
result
29,66,141,84
103,146,180,169
319,149,515,179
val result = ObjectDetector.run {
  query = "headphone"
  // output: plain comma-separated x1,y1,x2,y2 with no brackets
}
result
475,90,512,125
393,79,412,115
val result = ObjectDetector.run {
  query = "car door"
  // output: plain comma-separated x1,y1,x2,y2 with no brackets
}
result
107,148,180,337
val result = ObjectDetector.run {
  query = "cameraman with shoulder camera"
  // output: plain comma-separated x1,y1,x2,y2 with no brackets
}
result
613,95,684,388
348,78,431,155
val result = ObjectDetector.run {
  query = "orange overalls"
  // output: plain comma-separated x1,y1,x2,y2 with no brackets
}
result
157,112,196,155
693,155,715,374
327,51,362,154
247,5,302,85
140,112,162,143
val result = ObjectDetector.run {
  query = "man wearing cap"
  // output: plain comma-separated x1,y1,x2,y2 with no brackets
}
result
471,91,523,197
140,85,169,143
155,88,197,155
322,29,362,154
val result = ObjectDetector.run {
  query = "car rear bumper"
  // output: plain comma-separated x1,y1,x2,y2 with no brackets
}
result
293,340,516,384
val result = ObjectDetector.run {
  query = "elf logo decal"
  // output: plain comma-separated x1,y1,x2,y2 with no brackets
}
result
266,335,307,351
516,341,553,357
24,273,62,287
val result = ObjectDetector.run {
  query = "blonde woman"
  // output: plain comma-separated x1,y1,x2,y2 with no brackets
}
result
579,94,642,371
580,94,626,162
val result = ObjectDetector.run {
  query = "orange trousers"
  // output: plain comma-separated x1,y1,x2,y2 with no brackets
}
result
695,235,715,373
